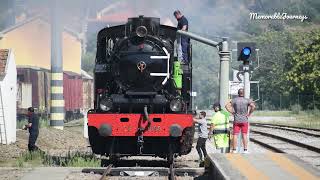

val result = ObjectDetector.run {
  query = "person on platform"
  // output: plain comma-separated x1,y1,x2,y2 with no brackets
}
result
173,10,190,63
225,88,255,153
193,111,209,162
210,102,230,153
23,107,39,151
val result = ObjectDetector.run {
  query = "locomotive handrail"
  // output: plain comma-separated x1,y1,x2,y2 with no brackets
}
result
177,30,219,47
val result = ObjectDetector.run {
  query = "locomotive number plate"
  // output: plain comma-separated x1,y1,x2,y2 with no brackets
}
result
148,126,162,132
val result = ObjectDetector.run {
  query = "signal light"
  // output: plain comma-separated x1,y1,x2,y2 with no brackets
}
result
237,42,256,62
239,47,251,61
242,47,251,56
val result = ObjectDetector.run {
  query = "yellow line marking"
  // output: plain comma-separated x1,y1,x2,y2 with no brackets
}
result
225,154,269,180
50,113,64,120
51,86,63,94
51,73,63,80
267,152,319,180
51,100,64,106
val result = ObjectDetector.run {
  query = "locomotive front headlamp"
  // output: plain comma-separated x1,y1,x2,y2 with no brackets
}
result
136,26,148,37
170,98,183,112
99,98,113,111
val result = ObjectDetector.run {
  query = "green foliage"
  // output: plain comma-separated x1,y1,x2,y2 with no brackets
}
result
191,41,220,109
16,150,100,167
17,118,49,129
16,151,45,167
285,30,320,96
62,152,100,167
252,31,295,95
291,104,302,114
81,52,95,75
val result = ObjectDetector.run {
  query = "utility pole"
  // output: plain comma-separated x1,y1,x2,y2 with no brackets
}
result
50,0,64,130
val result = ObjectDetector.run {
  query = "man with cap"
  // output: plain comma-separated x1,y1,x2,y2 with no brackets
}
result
210,102,230,153
23,107,39,151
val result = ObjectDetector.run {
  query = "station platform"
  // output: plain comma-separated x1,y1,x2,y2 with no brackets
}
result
206,152,320,180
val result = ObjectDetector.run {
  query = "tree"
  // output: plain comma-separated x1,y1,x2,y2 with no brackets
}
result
81,52,95,75
251,31,295,96
286,30,320,96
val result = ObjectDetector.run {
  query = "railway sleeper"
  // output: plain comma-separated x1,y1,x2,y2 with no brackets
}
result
82,167,204,177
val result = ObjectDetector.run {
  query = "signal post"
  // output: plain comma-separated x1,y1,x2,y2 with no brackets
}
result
237,42,256,151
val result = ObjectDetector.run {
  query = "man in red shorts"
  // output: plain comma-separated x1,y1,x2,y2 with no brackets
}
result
225,88,255,153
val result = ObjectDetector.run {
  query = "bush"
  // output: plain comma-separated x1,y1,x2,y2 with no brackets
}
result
291,104,302,114
261,101,276,111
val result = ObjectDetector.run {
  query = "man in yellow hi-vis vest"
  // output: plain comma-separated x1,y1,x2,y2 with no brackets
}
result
210,102,230,153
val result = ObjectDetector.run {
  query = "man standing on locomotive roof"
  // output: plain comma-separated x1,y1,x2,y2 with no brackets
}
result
225,89,255,153
23,107,39,151
174,10,190,64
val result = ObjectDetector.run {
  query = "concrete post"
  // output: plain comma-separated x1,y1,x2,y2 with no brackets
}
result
243,64,250,98
219,38,231,108
243,62,250,151
50,0,64,130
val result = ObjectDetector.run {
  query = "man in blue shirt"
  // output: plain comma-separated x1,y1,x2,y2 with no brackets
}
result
24,107,39,151
174,10,190,63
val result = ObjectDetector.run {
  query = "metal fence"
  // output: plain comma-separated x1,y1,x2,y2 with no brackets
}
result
257,94,320,111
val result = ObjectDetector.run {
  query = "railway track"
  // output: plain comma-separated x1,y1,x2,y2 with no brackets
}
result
250,129,320,168
82,158,205,179
250,122,320,132
250,123,320,138
250,130,320,153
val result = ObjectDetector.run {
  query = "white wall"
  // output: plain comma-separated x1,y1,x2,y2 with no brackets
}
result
0,50,17,144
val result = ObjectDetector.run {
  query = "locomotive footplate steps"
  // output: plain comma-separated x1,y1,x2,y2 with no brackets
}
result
206,153,320,180
82,167,204,177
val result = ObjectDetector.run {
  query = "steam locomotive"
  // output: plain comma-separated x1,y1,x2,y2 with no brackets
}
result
87,16,194,164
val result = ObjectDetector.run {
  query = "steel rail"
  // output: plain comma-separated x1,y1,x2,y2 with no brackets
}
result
250,123,320,138
251,130,320,154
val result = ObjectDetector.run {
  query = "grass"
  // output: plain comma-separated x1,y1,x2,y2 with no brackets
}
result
16,151,44,168
253,111,293,117
15,150,101,168
17,118,50,129
252,110,320,129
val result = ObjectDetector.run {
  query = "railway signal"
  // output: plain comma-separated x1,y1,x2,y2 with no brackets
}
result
237,42,256,62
